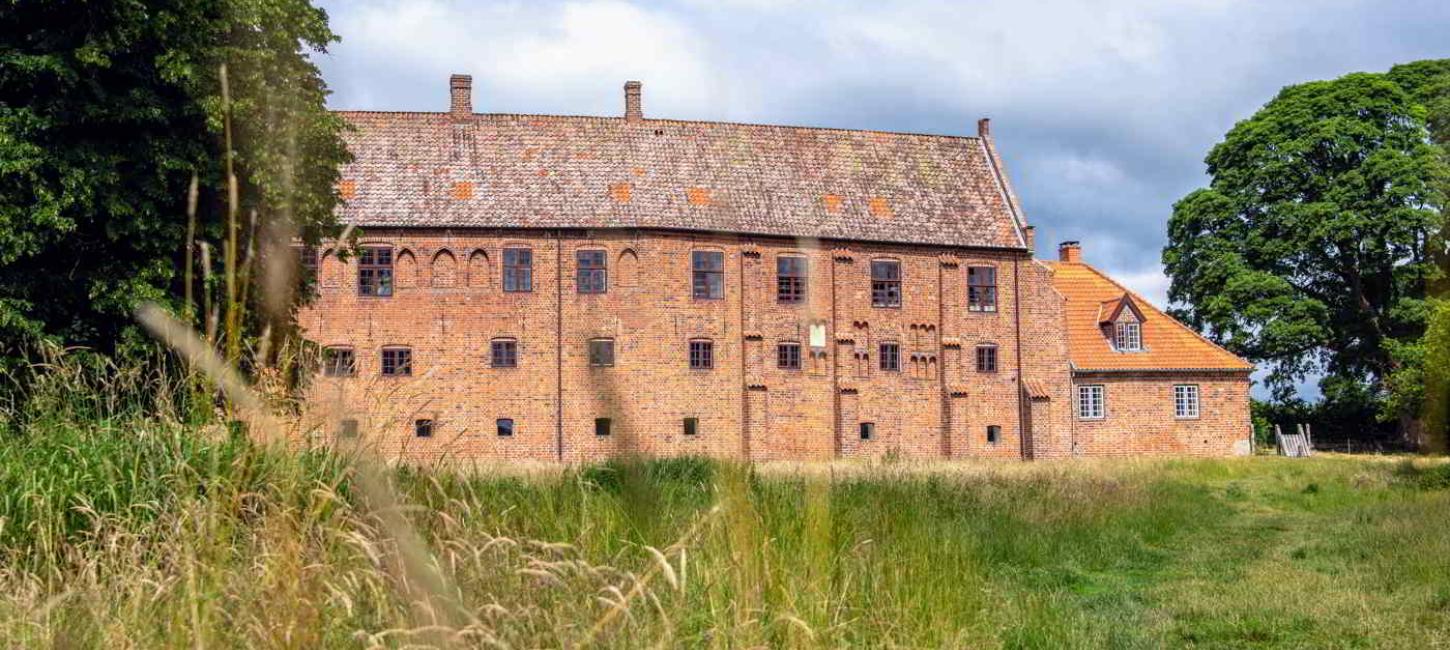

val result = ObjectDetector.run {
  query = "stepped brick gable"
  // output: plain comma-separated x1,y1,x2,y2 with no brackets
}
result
298,75,1253,462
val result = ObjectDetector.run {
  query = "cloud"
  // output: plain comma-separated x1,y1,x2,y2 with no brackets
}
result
315,0,1450,400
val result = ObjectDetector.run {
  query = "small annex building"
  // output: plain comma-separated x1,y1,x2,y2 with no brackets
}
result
297,74,1254,462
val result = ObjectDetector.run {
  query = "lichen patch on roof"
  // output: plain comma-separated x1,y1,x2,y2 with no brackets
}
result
1047,260,1253,372
332,111,1026,249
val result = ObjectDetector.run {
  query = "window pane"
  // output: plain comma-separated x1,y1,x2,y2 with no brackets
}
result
323,347,355,377
491,339,517,368
777,343,801,369
359,246,394,297
976,345,997,373
689,340,713,369
577,250,607,293
879,342,899,371
497,418,514,437
968,266,997,312
871,260,901,307
692,251,724,299
589,339,614,367
503,248,532,292
777,256,806,303
381,348,412,376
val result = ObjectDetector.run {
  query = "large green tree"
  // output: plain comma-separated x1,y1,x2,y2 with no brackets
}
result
1164,68,1447,447
0,0,349,363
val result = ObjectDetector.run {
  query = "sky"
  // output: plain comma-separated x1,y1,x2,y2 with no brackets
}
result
311,0,1450,397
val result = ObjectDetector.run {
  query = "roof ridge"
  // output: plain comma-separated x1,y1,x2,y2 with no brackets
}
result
330,109,982,141
1068,261,1252,369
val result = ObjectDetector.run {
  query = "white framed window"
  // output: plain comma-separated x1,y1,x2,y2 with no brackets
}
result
1077,384,1105,420
1115,321,1142,352
1174,384,1200,419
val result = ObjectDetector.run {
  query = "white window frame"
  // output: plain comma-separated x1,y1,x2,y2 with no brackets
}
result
1077,384,1105,420
1174,384,1200,419
1115,321,1142,352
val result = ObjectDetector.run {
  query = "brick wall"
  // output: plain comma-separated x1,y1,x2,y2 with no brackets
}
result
298,227,1083,462
1068,371,1252,457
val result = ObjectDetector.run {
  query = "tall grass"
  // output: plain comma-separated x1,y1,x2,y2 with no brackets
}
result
2,351,1449,647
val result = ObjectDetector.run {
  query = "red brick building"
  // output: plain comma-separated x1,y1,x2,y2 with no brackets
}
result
298,75,1253,462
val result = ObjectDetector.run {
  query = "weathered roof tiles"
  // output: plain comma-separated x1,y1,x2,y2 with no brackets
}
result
331,79,1028,250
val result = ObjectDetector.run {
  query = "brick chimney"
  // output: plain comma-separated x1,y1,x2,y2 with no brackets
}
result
977,117,991,138
1023,225,1036,252
450,74,472,119
624,80,642,122
1058,241,1082,263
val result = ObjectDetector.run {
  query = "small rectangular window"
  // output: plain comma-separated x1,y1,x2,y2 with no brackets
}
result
380,347,412,376
358,246,394,297
879,342,900,371
589,339,615,367
1078,385,1105,419
595,417,612,436
338,418,359,438
503,247,533,292
491,339,518,368
497,418,514,437
322,347,356,377
968,266,998,312
576,250,607,294
683,417,698,436
859,422,875,440
692,251,724,299
777,256,807,303
1174,384,1200,419
689,340,714,370
975,345,998,373
777,342,802,370
414,419,434,438
986,425,1001,444
871,260,901,307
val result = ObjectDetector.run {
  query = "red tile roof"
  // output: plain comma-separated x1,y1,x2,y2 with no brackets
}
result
332,111,1027,250
1046,260,1254,373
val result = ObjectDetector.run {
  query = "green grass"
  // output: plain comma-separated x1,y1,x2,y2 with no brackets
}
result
2,414,1448,648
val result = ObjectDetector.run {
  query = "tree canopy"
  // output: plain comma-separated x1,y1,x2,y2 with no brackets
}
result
1164,64,1450,447
0,0,349,363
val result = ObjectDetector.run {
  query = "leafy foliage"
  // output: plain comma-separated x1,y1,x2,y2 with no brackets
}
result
0,0,349,362
1164,67,1448,443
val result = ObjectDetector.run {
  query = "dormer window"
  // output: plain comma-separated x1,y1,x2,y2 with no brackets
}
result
1115,321,1142,352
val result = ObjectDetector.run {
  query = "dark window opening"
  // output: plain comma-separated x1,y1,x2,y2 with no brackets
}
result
987,425,1001,444
689,339,714,370
358,246,394,297
692,251,724,299
338,419,359,438
297,245,319,291
491,338,518,368
777,256,807,303
497,418,514,437
777,342,802,370
589,339,615,367
975,345,998,373
860,422,875,440
381,347,412,376
322,347,356,377
879,342,900,372
968,266,998,312
595,417,612,436
871,260,901,307
683,417,698,436
503,247,533,292
415,419,434,438
576,250,607,293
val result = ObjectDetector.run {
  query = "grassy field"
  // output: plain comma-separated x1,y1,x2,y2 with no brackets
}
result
1,408,1448,649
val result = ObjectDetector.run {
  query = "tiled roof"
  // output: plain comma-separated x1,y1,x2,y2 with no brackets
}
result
1046,260,1253,373
333,111,1027,250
